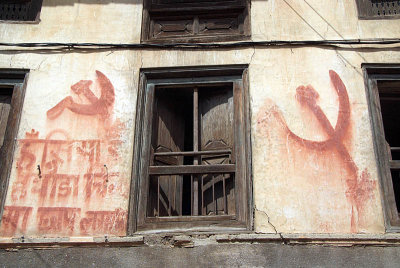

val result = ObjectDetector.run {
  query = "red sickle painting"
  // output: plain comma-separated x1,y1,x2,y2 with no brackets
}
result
287,70,357,176
274,70,373,232
46,71,115,120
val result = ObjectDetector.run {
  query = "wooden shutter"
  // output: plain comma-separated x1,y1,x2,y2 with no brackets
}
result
0,93,12,149
0,75,28,222
149,89,185,217
142,0,250,42
200,87,235,215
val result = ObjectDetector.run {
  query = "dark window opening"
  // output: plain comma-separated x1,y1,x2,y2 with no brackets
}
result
356,0,400,19
0,0,43,22
148,85,235,218
0,87,13,150
131,66,251,233
0,70,28,223
365,65,400,231
378,80,400,213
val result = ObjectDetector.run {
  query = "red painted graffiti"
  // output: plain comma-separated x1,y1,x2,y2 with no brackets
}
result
257,70,376,232
84,171,120,201
0,206,32,236
32,174,79,204
79,209,127,235
37,207,81,234
46,71,115,120
6,71,128,237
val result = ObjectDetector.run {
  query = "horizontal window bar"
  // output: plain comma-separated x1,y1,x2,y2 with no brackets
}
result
154,149,231,157
149,164,235,175
390,160,400,169
146,215,235,223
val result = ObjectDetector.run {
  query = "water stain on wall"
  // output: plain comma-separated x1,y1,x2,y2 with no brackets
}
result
0,71,128,237
257,70,376,233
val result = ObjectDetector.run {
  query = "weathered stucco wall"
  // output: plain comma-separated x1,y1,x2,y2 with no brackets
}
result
0,0,399,239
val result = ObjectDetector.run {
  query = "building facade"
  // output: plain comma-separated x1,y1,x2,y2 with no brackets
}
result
0,0,400,266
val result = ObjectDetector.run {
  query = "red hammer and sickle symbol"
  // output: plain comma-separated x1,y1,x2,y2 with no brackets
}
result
286,70,360,230
288,70,357,178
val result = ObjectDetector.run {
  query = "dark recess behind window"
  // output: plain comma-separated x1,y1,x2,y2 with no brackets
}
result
131,65,251,233
378,80,400,213
356,0,400,19
149,85,235,218
0,0,42,21
0,87,13,149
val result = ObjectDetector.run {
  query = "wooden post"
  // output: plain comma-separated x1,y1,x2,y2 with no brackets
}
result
193,87,199,216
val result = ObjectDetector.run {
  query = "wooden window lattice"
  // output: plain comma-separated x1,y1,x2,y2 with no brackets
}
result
357,0,400,18
0,0,42,21
142,0,250,42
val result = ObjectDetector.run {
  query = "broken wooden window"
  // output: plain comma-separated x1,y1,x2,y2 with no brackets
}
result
356,0,400,19
0,70,28,219
130,66,252,233
364,65,400,231
0,0,43,22
141,0,251,42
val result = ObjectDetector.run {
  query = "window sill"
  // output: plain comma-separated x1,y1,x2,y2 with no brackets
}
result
0,19,40,24
358,15,400,20
141,34,251,44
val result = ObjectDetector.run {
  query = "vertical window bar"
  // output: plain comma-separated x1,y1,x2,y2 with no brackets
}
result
212,175,216,215
168,182,172,216
157,177,160,217
223,175,226,214
193,87,199,216
201,176,204,216
191,175,193,216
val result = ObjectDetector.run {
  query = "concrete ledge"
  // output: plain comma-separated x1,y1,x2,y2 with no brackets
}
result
215,233,400,246
0,236,145,249
2,233,400,248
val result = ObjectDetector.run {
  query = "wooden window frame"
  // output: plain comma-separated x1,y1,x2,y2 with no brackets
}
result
141,0,251,43
128,65,252,234
356,0,400,20
0,70,29,222
364,64,400,232
0,0,43,23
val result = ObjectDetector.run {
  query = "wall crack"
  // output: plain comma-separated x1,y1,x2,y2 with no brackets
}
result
254,206,285,243
250,45,256,65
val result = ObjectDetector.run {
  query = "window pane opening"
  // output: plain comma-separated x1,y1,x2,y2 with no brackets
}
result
0,86,13,149
378,80,400,213
0,0,42,21
147,85,235,218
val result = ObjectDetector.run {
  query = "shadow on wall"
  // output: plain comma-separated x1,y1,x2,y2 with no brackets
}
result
43,0,268,5
43,0,142,6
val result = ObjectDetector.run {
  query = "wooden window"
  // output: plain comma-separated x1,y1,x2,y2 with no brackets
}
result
129,66,252,233
141,0,251,43
0,0,43,22
0,70,28,220
364,65,400,232
356,0,400,19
